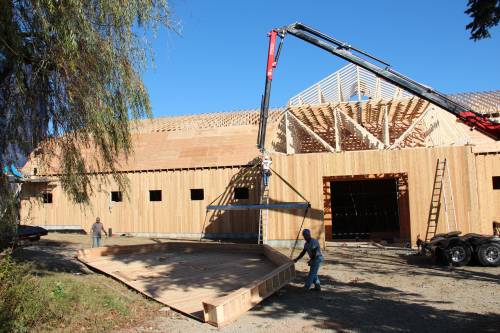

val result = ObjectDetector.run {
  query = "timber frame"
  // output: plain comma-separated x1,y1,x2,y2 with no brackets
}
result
77,242,295,327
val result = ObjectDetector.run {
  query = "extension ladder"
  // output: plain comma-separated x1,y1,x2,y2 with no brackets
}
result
257,179,269,245
424,158,456,242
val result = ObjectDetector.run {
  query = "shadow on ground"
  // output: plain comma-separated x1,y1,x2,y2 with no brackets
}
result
255,271,499,333
12,238,90,274
322,248,500,284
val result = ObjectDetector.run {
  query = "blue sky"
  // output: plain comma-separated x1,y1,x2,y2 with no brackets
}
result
142,0,500,117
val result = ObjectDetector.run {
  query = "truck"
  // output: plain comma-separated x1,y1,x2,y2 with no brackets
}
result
418,231,500,267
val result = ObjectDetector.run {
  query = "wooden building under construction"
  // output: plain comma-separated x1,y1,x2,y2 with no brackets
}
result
20,64,500,247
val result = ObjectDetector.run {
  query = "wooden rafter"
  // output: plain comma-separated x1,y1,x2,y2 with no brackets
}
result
389,105,433,149
285,111,295,154
383,106,390,146
287,112,336,153
134,108,283,133
333,106,342,152
267,110,287,153
335,108,385,149
284,97,436,153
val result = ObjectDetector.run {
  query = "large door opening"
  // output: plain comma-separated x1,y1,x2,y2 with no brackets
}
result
330,178,401,240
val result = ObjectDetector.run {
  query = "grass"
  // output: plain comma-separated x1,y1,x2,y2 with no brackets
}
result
0,254,161,333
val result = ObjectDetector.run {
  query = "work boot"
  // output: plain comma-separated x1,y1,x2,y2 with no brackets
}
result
314,284,321,292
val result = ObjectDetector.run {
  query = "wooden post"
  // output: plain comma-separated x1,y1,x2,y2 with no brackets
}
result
333,108,342,152
375,78,381,99
394,87,402,99
317,84,324,103
356,66,362,102
383,106,390,147
336,72,343,102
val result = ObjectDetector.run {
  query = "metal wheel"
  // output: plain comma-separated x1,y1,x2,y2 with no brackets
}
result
484,246,499,264
449,246,466,263
445,242,471,266
478,243,500,267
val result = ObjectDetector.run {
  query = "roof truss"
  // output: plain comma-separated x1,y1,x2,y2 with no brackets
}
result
335,108,385,149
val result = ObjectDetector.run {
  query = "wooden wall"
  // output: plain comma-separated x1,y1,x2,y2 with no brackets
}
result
21,166,261,237
473,152,500,234
20,146,500,247
267,146,499,245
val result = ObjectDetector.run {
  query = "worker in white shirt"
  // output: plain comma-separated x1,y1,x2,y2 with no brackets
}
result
262,153,272,187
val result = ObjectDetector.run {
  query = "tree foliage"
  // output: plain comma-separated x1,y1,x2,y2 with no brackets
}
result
0,1,171,203
0,0,172,248
465,0,500,40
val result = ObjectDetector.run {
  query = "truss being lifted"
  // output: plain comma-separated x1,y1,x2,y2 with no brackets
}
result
288,64,414,106
266,64,499,154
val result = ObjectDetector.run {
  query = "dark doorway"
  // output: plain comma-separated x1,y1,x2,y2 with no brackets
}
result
331,179,400,240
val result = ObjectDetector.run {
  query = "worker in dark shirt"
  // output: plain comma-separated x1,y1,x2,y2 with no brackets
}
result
90,217,107,248
294,229,324,291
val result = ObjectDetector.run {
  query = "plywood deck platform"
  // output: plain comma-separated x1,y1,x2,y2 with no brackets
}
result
76,242,295,327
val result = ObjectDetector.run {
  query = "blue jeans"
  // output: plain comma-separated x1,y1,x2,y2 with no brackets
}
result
92,236,102,248
305,256,323,289
263,171,270,187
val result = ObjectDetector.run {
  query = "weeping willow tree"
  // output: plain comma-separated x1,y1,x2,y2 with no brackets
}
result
0,0,173,246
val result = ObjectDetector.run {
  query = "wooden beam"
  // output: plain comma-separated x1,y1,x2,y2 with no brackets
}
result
317,84,324,103
333,106,342,152
393,87,403,99
356,66,362,102
336,108,385,149
203,246,295,327
383,105,390,146
284,111,295,155
336,72,343,102
288,112,336,153
389,105,433,149
375,78,381,99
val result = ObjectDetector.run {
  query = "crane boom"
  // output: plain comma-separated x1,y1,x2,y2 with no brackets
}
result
257,22,500,149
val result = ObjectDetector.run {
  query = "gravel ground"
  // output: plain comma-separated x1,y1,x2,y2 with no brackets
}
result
14,233,500,333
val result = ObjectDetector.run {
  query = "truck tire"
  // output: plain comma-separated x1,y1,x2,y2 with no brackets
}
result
477,243,500,267
445,242,472,267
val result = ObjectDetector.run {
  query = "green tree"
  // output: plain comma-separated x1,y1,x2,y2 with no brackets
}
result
0,0,172,247
465,0,500,40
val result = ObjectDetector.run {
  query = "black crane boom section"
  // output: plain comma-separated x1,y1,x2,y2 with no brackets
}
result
257,22,500,150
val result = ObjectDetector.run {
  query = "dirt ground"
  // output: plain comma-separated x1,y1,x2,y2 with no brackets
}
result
14,233,500,333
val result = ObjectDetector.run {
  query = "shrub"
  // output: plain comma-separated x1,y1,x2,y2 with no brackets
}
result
0,254,52,333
